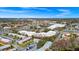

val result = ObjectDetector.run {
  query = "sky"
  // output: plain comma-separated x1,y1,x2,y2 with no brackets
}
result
0,7,79,18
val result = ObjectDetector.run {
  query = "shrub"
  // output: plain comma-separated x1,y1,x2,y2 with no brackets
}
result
37,38,48,48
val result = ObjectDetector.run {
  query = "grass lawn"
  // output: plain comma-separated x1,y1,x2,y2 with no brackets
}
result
18,40,33,47
0,43,5,46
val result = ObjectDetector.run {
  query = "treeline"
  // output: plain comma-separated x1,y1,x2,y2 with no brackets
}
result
0,18,79,23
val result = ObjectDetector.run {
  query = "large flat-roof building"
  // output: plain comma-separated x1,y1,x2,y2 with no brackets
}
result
48,23,66,30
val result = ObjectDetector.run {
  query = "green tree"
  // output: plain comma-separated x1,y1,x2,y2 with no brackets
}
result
37,38,48,48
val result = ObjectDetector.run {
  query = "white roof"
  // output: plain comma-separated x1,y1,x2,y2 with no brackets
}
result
46,31,57,36
34,31,57,37
34,32,46,37
48,24,66,30
17,37,32,44
3,27,11,29
0,37,11,43
8,33,25,38
19,30,57,37
18,30,36,36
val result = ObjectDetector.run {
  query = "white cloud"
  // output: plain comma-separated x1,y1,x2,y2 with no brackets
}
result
55,9,70,17
31,7,52,12
0,9,30,14
58,9,70,12
0,8,72,18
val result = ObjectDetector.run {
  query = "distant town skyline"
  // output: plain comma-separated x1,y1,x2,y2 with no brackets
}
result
0,7,79,18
